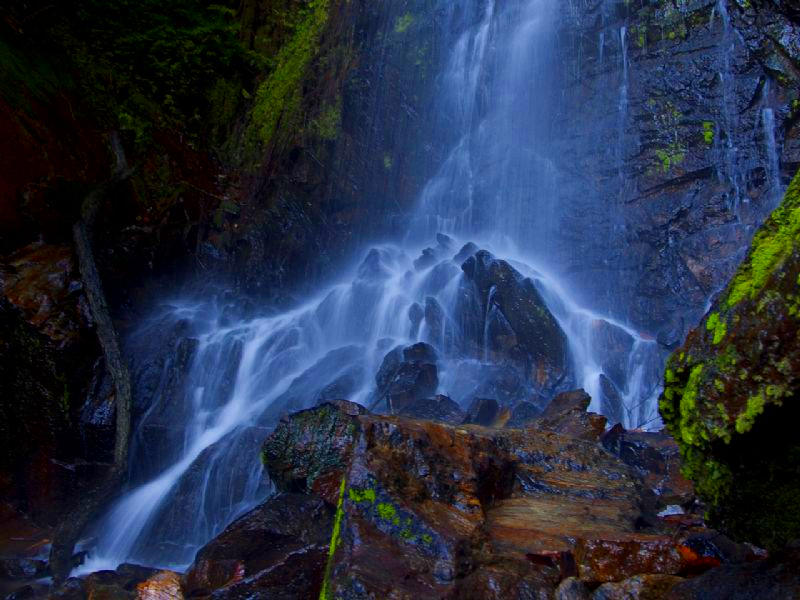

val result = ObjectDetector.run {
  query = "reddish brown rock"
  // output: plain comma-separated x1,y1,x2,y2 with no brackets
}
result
184,493,332,599
602,424,694,506
135,570,184,600
527,389,607,442
255,403,700,598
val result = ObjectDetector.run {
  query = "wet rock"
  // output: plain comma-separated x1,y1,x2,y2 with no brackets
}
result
659,171,800,549
453,242,479,264
257,403,703,597
529,389,607,442
589,320,635,391
0,558,47,580
506,400,542,428
135,570,183,600
396,394,464,424
593,574,683,599
413,247,438,271
408,302,424,337
599,375,625,428
459,250,569,393
463,397,500,426
374,343,438,413
601,425,694,507
575,536,684,583
555,577,592,600
265,345,364,421
185,493,331,599
665,543,800,600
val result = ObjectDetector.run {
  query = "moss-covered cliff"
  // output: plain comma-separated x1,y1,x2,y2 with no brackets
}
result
660,167,800,550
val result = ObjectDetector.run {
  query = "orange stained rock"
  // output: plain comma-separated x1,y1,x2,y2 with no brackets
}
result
136,570,184,600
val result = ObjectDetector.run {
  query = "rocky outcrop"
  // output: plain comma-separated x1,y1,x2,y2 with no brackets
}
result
554,0,800,336
660,169,800,550
188,401,760,598
459,250,570,394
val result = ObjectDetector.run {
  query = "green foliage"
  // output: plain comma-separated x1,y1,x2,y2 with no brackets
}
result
314,96,342,141
5,0,256,146
348,487,376,503
702,121,714,145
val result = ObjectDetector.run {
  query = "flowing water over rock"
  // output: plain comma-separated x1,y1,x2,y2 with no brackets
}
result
76,0,770,573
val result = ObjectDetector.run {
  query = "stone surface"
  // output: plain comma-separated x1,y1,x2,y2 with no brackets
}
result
601,425,694,506
659,169,800,549
397,395,465,425
185,493,331,599
527,389,607,442
665,543,800,600
458,250,569,395
253,403,719,598
374,343,439,413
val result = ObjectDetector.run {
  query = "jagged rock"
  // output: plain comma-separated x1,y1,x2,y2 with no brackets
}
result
599,375,625,427
396,395,464,424
408,302,424,337
374,343,438,413
665,543,800,599
462,397,500,426
255,403,707,597
659,170,800,549
506,400,542,427
601,424,694,507
185,493,331,599
458,250,569,393
528,389,607,442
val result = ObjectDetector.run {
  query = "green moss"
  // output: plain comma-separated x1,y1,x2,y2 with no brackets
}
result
735,391,766,434
314,96,342,141
655,143,686,173
376,502,396,521
725,170,800,307
678,364,705,444
394,13,414,34
348,487,376,504
249,0,330,149
705,312,727,345
702,121,714,145
320,475,347,600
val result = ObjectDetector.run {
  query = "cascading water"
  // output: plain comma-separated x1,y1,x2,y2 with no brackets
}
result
78,0,668,574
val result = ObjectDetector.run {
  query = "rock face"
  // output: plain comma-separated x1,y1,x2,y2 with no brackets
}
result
374,343,439,413
659,169,800,550
554,0,800,336
201,401,755,599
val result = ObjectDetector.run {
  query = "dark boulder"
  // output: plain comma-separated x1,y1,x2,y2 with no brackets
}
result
185,493,332,599
528,389,607,442
458,250,569,394
601,424,694,507
506,400,542,428
374,343,439,413
396,395,464,424
462,397,500,426
659,170,800,550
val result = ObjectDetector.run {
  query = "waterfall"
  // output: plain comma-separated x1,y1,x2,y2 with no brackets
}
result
76,0,667,574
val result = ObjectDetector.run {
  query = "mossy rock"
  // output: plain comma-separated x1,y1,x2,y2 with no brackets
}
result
659,168,800,550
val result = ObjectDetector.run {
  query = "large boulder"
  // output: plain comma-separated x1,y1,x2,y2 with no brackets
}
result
185,493,331,599
250,402,740,598
458,249,569,394
659,169,800,550
374,343,439,413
